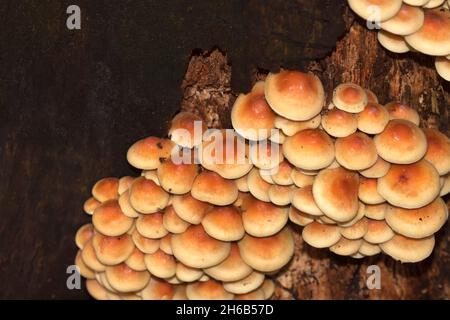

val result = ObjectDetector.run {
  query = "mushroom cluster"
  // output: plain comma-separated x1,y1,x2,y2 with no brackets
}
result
74,68,449,300
74,112,298,300
231,69,449,263
347,0,450,81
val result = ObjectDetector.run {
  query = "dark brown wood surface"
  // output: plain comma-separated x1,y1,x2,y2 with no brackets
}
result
0,1,448,299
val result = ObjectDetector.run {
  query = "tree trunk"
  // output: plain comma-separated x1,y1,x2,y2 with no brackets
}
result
180,10,450,300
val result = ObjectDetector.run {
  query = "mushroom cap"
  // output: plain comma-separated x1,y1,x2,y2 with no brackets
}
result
319,215,339,225
274,114,321,136
384,102,420,125
348,0,403,21
83,197,101,215
339,202,366,227
385,198,448,238
96,272,117,293
235,174,250,192
171,193,212,225
363,219,395,244
330,237,363,256
238,227,294,272
157,159,198,195
322,159,341,171
291,185,324,216
127,137,175,170
75,223,94,250
312,167,360,223
403,0,431,6
380,4,425,36
118,190,139,218
144,249,176,279
202,205,245,241
377,160,440,209
172,224,231,268
359,240,381,256
302,221,342,248
75,250,95,279
378,30,411,53
191,170,238,206
129,177,170,214
92,177,119,202
223,271,265,294
169,112,206,148
259,169,275,184
231,81,276,141
441,173,450,196
86,280,109,300
340,217,369,240
358,177,385,205
423,0,446,8
92,200,134,236
335,132,378,171
271,160,294,186
141,277,174,300
105,263,150,293
374,119,427,164
332,83,368,113
242,198,289,237
247,168,271,202
260,279,275,300
291,168,315,188
265,70,325,121
283,129,335,170
405,9,450,56
200,130,253,179
175,263,203,282
159,234,173,255
365,89,379,103
166,276,182,285
136,212,168,239
364,203,388,220
92,233,135,266
141,170,160,185
81,240,106,272
234,191,253,209
269,129,286,144
423,128,450,175
321,108,358,138
351,252,366,259
186,279,234,300
360,157,391,178
163,205,190,234
380,234,435,263
435,56,450,81
249,140,283,170
357,102,390,134
288,206,315,227
118,176,135,195
268,184,294,206
235,288,266,300
204,243,253,282
125,247,147,271
131,229,160,254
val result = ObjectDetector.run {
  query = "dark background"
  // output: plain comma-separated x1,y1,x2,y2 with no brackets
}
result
0,0,348,298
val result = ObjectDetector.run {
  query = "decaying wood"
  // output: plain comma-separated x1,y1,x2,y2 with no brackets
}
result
181,12,450,300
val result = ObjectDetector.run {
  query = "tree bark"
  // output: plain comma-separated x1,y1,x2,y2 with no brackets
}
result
180,10,450,300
